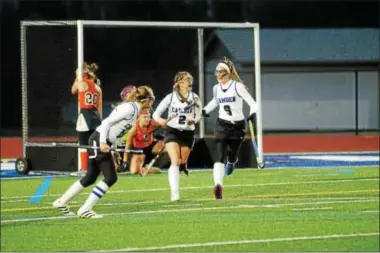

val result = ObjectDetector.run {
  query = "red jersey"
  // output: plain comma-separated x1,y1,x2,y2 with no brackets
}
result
133,121,154,148
78,77,100,109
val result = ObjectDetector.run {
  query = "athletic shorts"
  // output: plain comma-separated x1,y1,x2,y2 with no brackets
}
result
215,118,246,141
132,140,159,165
76,108,101,132
164,126,194,148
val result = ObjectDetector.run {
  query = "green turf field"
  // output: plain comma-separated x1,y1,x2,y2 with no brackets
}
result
1,167,379,252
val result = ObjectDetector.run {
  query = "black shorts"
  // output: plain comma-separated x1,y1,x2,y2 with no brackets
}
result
164,126,194,148
76,108,101,132
215,118,246,141
88,131,112,162
132,140,159,164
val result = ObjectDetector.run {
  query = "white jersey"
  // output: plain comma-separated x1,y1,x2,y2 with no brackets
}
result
203,80,257,122
96,102,140,145
153,92,202,131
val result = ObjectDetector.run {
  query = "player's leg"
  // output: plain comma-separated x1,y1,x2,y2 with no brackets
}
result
212,119,230,199
77,151,116,218
225,120,246,176
142,143,162,174
151,140,165,154
225,137,244,176
165,140,181,201
213,138,228,199
130,154,145,175
53,133,100,215
179,130,194,176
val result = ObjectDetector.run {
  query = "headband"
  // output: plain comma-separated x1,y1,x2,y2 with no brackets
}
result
216,62,230,74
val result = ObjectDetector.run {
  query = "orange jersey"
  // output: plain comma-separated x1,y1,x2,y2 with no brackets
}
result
78,77,101,109
133,122,154,148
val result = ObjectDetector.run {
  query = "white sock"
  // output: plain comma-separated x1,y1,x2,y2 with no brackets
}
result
59,180,85,205
80,181,109,211
168,165,180,200
213,162,225,186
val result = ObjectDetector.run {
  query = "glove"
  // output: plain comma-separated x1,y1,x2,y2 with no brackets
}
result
246,113,256,122
119,161,129,173
202,109,210,117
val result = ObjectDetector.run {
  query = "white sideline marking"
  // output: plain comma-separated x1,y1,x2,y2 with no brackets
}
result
94,233,380,252
293,207,333,211
1,199,378,224
1,178,378,200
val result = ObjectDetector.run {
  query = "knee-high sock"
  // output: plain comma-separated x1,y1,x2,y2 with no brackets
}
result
80,181,109,211
168,165,180,200
79,148,88,171
60,180,85,205
213,162,225,186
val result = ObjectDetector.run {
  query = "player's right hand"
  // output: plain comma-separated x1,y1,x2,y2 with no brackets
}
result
120,162,129,172
100,143,111,152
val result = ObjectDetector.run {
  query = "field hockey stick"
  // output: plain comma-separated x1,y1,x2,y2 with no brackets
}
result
25,142,143,153
142,145,166,177
248,121,264,169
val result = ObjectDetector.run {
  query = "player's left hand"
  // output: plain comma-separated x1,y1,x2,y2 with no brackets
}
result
186,119,194,125
246,113,256,122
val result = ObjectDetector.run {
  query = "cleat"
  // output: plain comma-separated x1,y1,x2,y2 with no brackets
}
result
225,162,235,176
213,184,223,200
53,199,75,216
77,208,103,219
171,191,180,202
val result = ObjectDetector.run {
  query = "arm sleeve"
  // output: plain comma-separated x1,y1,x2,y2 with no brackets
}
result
203,85,219,114
99,103,136,144
152,94,171,121
236,82,257,115
193,95,203,124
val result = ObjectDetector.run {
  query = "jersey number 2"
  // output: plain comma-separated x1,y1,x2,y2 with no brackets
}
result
85,93,99,105
178,115,186,125
224,105,232,116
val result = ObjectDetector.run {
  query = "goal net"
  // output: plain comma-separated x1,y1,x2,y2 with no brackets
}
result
20,20,263,174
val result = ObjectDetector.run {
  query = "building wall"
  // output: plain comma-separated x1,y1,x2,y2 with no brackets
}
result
203,28,380,133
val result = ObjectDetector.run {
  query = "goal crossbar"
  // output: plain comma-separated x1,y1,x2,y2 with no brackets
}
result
20,20,264,168
21,20,259,29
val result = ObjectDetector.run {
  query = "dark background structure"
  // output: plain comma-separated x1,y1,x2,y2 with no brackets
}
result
1,0,379,136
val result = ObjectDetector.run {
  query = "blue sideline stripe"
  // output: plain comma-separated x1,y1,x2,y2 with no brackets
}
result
29,177,54,204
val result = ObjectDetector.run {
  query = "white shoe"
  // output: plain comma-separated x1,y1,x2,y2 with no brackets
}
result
77,208,103,219
53,199,75,216
171,191,180,202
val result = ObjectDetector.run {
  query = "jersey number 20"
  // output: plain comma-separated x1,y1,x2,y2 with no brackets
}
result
224,105,232,116
85,93,99,105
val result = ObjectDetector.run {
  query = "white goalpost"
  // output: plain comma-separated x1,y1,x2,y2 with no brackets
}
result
19,20,263,173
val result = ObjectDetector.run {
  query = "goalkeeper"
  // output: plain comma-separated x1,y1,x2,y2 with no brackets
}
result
119,109,164,175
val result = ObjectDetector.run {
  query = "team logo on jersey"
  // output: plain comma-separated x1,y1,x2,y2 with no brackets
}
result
219,96,236,103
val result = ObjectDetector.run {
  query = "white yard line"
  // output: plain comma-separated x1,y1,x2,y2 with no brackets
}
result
1,199,378,224
293,207,333,211
1,178,378,201
93,232,380,252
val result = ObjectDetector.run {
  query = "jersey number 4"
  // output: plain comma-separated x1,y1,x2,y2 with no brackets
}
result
224,105,232,116
85,93,99,105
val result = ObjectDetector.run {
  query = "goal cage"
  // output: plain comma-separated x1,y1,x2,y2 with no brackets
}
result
18,20,263,175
